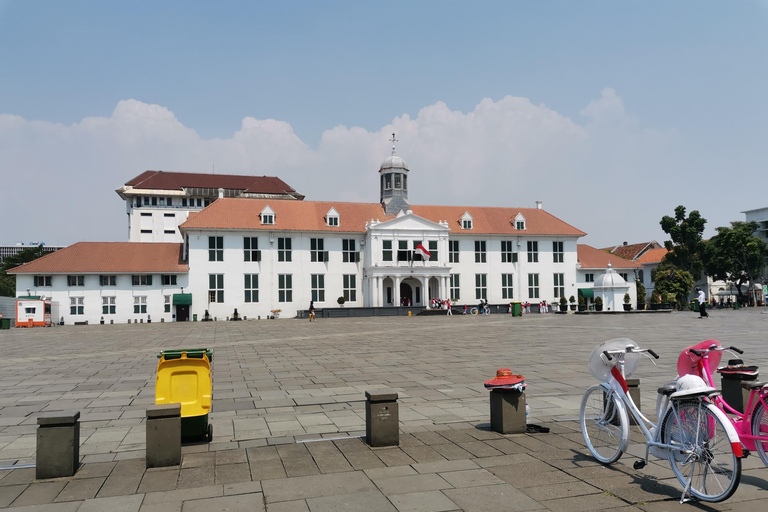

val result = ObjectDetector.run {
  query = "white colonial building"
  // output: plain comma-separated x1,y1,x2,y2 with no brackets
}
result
115,170,303,243
11,144,641,323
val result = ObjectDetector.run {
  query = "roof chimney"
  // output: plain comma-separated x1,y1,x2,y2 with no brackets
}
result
535,200,542,210
218,187,224,199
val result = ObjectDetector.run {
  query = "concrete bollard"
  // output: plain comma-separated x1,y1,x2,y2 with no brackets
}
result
36,411,80,479
365,390,399,447
490,389,526,434
146,404,182,468
722,371,758,414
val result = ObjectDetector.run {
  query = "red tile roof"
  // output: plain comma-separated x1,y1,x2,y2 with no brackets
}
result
636,247,668,265
7,243,188,274
600,241,662,261
179,198,587,236
578,244,642,269
125,171,298,196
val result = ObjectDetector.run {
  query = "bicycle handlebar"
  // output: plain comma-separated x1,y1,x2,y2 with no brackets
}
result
729,346,744,354
689,346,743,357
602,347,658,361
647,349,659,359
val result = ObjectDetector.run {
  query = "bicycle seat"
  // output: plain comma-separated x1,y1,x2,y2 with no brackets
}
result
670,374,717,399
741,381,768,390
657,383,677,396
670,387,719,399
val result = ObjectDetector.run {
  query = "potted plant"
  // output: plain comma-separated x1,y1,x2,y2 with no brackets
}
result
651,291,661,310
636,280,646,310
568,295,577,311
660,292,672,310
594,296,603,311
337,296,346,307
578,295,587,312
559,296,568,312
623,293,632,312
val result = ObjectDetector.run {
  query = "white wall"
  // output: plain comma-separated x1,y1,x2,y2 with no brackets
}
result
15,273,187,325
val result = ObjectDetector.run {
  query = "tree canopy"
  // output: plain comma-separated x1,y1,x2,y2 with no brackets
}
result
701,221,768,304
0,246,48,297
651,261,695,309
659,205,707,275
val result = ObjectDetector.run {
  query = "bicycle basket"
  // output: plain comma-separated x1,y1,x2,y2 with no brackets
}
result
677,339,721,378
588,338,640,382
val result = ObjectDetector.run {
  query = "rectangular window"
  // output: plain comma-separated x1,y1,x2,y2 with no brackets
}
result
327,216,339,227
100,275,116,286
502,274,514,299
182,198,188,207
382,240,392,262
70,297,84,315
394,174,401,188
475,273,487,300
342,239,357,262
143,196,150,206
208,274,224,303
141,212,151,217
428,240,438,262
638,270,644,283
152,197,158,206
278,237,292,262
527,241,539,263
164,295,171,313
208,236,223,261
343,274,356,302
261,213,274,224
278,274,292,302
34,275,52,287
450,274,460,300
397,240,409,262
164,230,175,234
501,241,518,263
463,219,472,229
553,241,564,263
620,273,628,281
132,275,153,286
449,240,459,263
161,275,177,286
516,221,525,230
133,296,147,314
585,273,594,283
167,198,173,207
67,275,84,287
244,237,261,262
310,238,326,262
474,241,486,263
164,213,174,218
140,229,152,234
528,273,540,298
553,273,565,299
245,274,259,303
311,274,325,302
102,296,116,315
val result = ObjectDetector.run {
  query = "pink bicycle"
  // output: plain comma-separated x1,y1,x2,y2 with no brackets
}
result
679,340,768,465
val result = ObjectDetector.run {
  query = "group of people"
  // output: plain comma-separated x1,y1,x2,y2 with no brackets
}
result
429,297,453,314
506,301,550,314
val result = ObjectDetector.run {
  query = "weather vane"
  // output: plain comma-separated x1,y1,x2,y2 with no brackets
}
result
389,133,398,155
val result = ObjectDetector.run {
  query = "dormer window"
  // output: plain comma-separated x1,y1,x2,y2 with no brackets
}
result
461,212,474,230
514,213,526,230
326,207,340,227
260,206,275,225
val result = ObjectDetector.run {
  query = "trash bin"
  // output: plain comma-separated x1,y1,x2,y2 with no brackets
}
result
0,318,10,330
511,302,522,317
718,360,758,413
690,300,699,312
734,302,740,310
155,349,213,442
193,314,198,321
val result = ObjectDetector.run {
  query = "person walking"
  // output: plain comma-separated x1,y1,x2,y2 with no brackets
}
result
697,288,709,318
446,298,452,315
309,300,315,321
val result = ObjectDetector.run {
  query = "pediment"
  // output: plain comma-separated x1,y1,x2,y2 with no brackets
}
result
369,212,449,233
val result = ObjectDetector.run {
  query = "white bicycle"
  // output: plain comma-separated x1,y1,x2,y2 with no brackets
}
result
580,339,742,503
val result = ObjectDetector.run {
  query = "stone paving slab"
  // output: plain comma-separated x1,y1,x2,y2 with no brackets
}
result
1,312,768,510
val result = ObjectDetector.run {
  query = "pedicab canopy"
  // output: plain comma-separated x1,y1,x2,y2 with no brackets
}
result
484,369,526,391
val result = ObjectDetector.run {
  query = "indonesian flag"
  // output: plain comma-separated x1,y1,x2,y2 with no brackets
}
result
415,243,431,259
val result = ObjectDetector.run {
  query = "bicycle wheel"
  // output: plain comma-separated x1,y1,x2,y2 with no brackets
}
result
471,308,478,315
580,385,629,464
661,399,740,502
750,399,768,467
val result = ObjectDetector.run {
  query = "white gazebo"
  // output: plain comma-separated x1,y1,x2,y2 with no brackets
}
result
594,264,632,311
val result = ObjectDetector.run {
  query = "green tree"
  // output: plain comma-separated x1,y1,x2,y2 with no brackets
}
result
0,246,48,296
651,261,695,309
701,221,768,305
660,205,707,275
635,279,646,306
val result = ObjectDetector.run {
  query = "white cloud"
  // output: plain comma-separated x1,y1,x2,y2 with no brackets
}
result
0,91,685,247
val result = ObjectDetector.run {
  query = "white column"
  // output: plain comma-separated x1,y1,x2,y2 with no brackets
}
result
393,276,401,307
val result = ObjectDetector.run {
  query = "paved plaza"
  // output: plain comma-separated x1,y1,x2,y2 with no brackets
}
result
0,309,767,510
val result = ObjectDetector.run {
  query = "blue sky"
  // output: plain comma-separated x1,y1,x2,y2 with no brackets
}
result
1,1,767,247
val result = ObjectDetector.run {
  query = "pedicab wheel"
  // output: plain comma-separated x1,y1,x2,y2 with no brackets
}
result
207,423,213,442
